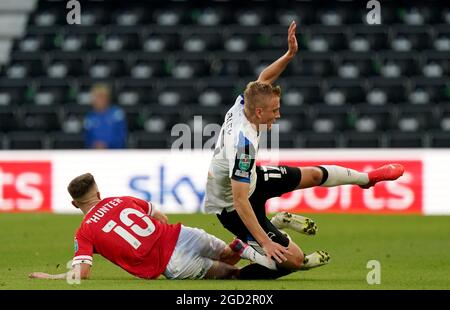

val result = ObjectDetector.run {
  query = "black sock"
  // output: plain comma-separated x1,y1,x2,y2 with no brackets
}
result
238,264,292,280
316,166,329,185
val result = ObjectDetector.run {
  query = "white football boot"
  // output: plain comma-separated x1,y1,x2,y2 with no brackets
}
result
271,212,318,235
300,251,331,270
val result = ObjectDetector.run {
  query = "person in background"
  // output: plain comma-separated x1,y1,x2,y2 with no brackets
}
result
84,83,127,149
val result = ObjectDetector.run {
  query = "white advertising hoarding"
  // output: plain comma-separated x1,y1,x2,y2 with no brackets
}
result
0,149,449,215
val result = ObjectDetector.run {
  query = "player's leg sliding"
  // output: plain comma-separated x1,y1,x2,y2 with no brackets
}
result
229,239,277,270
271,212,317,235
204,261,240,279
238,263,292,280
229,239,330,278
228,239,293,280
300,251,331,270
317,164,404,188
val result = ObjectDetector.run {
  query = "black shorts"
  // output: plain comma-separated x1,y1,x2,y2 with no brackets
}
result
217,165,301,247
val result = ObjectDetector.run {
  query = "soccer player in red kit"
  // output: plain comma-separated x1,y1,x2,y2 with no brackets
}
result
28,173,262,281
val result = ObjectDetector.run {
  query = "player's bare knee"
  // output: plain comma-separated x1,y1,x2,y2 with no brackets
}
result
299,167,323,188
294,250,304,269
290,248,304,270
308,167,323,185
283,242,304,270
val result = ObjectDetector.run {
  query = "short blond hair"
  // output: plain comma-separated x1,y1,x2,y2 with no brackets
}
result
91,83,110,96
243,81,281,115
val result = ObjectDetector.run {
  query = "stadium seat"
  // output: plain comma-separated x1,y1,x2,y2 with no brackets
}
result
4,53,45,78
422,52,449,78
306,26,348,51
345,132,383,148
302,132,341,148
56,29,99,51
294,53,336,77
99,31,140,52
337,52,376,78
18,106,62,132
353,105,393,132
181,30,223,52
15,33,54,52
0,107,19,132
50,133,85,149
133,131,169,149
283,78,321,105
116,78,155,106
412,78,450,104
0,84,27,106
277,108,308,132
32,79,74,105
367,78,408,104
349,25,389,51
388,131,425,148
8,131,46,149
394,105,437,132
88,55,127,79
121,105,145,132
0,0,448,150
209,53,253,77
188,105,226,127
146,105,187,132
430,131,450,148
377,52,419,77
325,79,366,105
391,26,432,51
308,106,350,133
259,131,299,149
47,53,85,78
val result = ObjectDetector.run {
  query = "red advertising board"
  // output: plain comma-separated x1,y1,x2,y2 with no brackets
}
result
262,160,423,214
0,161,52,212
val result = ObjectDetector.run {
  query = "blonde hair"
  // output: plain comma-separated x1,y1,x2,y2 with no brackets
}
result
91,83,110,96
243,81,281,116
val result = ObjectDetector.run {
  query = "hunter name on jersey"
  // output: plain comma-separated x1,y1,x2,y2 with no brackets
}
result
85,197,124,224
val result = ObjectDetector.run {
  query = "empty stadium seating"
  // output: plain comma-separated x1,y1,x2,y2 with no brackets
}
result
0,0,449,149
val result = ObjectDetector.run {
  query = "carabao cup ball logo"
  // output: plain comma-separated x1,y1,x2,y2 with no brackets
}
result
239,154,251,171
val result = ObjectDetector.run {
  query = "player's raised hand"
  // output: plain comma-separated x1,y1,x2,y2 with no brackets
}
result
287,21,298,58
263,240,292,264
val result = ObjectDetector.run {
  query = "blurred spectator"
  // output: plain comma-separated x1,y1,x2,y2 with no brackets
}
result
84,84,127,149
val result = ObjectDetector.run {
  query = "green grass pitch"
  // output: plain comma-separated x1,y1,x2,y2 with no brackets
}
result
1,213,449,290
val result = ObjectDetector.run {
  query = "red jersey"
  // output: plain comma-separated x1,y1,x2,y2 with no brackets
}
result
72,196,181,279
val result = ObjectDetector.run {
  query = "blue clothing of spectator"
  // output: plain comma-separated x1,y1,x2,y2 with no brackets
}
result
84,106,127,149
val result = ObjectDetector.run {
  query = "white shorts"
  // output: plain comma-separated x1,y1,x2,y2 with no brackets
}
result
163,225,227,279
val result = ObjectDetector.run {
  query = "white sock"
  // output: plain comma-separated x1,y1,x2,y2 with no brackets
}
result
240,245,277,270
320,165,369,187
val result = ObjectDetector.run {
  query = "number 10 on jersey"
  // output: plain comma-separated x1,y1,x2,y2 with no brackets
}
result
102,208,155,249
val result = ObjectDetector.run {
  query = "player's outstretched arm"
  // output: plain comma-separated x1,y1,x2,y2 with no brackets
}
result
29,263,91,280
257,21,298,85
231,180,291,263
